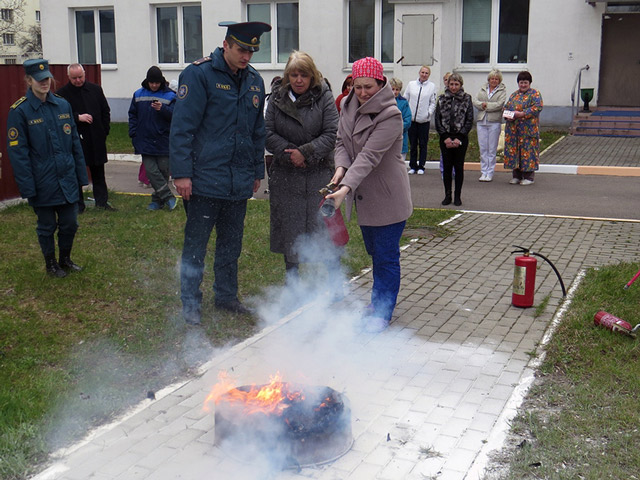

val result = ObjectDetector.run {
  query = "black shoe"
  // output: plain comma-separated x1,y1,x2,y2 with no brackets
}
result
60,256,82,272
46,258,67,278
96,203,117,211
454,197,462,207
441,195,452,206
215,299,253,315
183,305,202,325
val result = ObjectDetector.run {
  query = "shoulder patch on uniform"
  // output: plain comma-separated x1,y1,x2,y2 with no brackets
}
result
192,56,211,65
177,84,188,100
10,97,26,109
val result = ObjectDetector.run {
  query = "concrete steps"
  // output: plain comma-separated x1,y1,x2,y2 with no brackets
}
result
571,108,640,137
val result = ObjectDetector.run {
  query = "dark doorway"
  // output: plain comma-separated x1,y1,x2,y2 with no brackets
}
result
598,13,640,106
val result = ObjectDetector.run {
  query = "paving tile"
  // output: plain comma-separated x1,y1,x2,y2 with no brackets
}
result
32,212,640,480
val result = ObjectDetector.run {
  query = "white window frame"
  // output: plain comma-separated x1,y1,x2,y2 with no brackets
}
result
154,3,203,67
458,0,530,71
3,33,15,45
346,0,394,67
245,1,299,67
1,8,13,22
73,8,117,66
35,10,41,23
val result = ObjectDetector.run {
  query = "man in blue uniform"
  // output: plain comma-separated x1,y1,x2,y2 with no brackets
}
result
7,59,88,277
170,21,271,325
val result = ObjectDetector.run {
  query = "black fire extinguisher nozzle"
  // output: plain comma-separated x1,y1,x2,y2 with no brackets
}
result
531,251,567,298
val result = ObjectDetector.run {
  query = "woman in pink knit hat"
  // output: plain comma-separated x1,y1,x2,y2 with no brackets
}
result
326,57,413,333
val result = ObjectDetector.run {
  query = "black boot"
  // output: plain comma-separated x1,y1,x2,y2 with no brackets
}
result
46,256,67,278
441,191,452,206
59,250,82,272
454,192,462,207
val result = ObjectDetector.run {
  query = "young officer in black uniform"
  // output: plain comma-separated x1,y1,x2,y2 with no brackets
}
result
7,59,88,277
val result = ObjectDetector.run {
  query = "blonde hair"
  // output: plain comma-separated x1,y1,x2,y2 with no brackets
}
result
281,51,324,91
389,77,403,90
487,69,503,82
420,65,431,75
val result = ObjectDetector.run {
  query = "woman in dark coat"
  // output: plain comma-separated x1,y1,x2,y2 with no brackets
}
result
435,72,474,207
265,51,339,280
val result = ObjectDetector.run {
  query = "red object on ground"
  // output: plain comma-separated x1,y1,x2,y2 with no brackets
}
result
512,254,537,307
594,311,637,338
624,268,640,289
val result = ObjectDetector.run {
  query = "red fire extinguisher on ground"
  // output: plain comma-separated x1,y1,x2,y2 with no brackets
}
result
594,311,640,338
511,245,566,308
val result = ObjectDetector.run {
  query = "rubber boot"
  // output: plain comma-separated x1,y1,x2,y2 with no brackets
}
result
59,249,82,272
46,256,67,278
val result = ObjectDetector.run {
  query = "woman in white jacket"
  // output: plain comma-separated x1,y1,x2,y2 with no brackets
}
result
403,66,437,175
473,69,506,181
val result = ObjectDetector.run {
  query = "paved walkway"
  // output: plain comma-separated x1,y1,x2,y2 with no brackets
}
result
33,211,640,480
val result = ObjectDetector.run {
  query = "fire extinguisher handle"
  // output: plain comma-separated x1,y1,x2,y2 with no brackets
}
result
511,245,530,255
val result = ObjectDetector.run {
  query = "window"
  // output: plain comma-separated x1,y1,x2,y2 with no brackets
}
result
1,8,13,22
247,2,298,64
156,5,202,64
5,58,17,64
3,33,15,45
35,10,40,22
461,0,529,64
75,9,117,64
348,0,394,64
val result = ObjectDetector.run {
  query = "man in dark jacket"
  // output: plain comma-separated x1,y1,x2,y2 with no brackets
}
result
170,21,271,325
57,63,114,212
128,66,177,211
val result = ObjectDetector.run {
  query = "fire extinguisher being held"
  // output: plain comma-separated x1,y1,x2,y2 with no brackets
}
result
319,183,349,247
511,245,566,308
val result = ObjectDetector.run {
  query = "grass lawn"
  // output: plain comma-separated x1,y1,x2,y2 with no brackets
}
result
0,195,453,480
489,262,640,479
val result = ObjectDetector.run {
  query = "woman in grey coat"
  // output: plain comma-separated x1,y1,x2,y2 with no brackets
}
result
265,51,339,279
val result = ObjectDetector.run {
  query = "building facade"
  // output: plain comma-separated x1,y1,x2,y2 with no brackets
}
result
40,0,639,125
0,0,41,64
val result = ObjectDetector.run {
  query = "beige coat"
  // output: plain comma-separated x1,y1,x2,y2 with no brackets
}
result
473,82,507,123
335,82,413,227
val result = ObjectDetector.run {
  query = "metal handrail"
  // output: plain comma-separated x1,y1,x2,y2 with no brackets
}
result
570,64,590,119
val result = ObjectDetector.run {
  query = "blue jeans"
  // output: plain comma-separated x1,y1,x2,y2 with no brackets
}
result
32,203,79,258
180,195,247,309
359,221,406,321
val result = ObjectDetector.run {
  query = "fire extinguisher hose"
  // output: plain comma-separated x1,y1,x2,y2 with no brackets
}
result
511,245,567,298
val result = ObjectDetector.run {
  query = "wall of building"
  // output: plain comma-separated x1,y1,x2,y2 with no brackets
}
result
41,0,607,126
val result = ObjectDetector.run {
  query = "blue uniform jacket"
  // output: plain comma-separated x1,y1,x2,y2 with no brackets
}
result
170,47,266,200
128,84,176,156
396,95,412,154
7,89,88,207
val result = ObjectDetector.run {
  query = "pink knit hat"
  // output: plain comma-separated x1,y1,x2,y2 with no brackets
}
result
351,57,384,81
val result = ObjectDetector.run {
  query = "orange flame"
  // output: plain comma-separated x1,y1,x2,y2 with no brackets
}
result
203,371,305,416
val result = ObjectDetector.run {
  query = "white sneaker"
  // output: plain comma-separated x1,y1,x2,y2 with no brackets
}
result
520,179,534,185
509,178,520,185
479,174,487,182
485,176,493,182
417,169,425,175
408,169,416,175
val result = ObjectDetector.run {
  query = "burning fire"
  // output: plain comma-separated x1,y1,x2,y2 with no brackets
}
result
204,371,305,416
